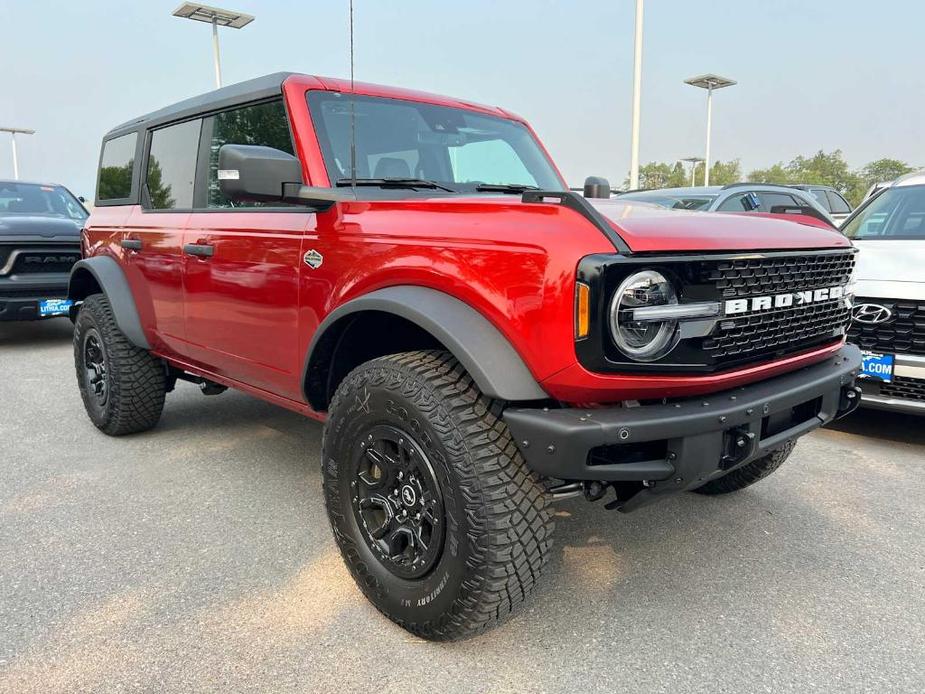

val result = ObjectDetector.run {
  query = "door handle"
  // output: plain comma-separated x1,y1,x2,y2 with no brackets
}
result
121,238,142,251
183,243,214,258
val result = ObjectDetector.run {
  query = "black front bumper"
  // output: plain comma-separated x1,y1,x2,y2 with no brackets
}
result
0,278,70,321
504,344,862,511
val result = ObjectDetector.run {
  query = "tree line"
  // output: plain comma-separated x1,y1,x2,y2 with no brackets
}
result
631,151,917,206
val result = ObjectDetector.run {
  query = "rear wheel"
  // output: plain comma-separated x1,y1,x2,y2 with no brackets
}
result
691,441,796,495
73,294,166,436
322,350,553,640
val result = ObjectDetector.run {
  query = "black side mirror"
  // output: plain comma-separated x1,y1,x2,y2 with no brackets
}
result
218,144,340,210
583,176,611,199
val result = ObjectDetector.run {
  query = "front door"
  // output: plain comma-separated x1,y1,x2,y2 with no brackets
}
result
180,98,310,399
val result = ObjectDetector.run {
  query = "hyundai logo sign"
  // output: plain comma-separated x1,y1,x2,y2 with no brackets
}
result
851,303,892,325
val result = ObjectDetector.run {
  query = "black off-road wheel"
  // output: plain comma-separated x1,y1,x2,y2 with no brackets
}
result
73,293,166,436
322,350,553,641
691,441,797,495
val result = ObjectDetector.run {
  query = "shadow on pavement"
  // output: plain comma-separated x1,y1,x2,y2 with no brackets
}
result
826,407,925,447
0,319,73,347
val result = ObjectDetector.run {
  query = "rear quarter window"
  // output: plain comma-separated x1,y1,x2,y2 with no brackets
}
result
97,132,138,202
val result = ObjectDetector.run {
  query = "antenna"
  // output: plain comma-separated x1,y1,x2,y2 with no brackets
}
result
349,0,357,194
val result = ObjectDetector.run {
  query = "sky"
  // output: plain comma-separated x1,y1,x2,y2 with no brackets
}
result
2,0,924,197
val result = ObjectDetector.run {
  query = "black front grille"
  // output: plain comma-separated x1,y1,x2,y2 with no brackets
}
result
10,252,81,275
702,251,856,299
848,298,925,356
880,376,925,402
704,299,850,360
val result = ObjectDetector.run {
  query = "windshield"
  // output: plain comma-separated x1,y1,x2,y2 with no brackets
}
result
0,182,88,221
306,92,563,194
617,192,716,210
843,185,925,240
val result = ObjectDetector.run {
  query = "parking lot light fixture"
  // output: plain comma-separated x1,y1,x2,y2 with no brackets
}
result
0,126,35,180
172,3,255,88
684,74,736,186
681,156,705,186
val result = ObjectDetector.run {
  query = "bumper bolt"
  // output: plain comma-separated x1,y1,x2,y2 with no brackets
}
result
546,444,556,454
746,408,754,415
719,416,727,423
619,428,630,440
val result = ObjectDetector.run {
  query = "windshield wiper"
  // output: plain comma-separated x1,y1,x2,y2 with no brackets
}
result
474,183,540,194
335,177,456,192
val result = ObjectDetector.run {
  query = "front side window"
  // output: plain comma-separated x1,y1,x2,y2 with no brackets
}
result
0,182,88,220
205,99,294,208
98,132,137,201
146,119,201,210
307,91,562,193
843,185,925,240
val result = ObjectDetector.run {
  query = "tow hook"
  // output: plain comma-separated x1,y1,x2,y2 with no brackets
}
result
836,385,862,419
720,426,756,470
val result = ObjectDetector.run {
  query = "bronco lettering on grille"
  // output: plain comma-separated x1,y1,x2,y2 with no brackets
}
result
724,286,846,316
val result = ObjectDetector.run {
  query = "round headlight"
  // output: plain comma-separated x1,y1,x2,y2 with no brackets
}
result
609,270,680,361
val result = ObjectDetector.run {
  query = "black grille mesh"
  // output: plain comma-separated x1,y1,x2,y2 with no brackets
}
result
698,251,854,364
880,376,925,402
848,299,925,356
702,252,855,299
704,300,850,360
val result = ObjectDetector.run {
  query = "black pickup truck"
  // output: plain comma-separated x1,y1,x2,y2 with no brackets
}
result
0,180,86,321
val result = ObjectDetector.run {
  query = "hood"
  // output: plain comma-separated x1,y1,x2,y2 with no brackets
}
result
0,215,84,239
852,239,925,300
586,199,850,253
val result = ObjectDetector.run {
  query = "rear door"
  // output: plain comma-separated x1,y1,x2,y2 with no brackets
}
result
182,98,311,399
127,118,201,355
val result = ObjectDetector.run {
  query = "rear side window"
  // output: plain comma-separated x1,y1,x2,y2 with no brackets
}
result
204,99,294,208
145,119,202,210
98,133,137,201
757,192,801,210
826,191,851,214
809,189,831,211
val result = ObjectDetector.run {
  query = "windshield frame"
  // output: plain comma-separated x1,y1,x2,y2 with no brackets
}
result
0,181,88,221
841,183,925,241
305,90,565,197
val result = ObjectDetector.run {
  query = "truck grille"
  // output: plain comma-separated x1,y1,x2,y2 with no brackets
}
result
847,298,925,356
880,376,925,402
697,250,855,365
703,299,850,360
702,251,855,299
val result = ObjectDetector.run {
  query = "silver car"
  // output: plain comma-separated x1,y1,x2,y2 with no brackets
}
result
844,170,925,414
616,184,836,226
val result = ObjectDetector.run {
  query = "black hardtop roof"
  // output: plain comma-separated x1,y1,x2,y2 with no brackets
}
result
104,71,296,140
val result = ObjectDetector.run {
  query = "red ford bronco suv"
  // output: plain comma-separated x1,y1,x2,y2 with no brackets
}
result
69,73,862,640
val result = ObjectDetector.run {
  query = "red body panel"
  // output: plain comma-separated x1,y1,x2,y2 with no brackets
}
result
83,75,851,417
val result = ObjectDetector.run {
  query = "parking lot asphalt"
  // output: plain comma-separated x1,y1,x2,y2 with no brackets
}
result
0,319,923,694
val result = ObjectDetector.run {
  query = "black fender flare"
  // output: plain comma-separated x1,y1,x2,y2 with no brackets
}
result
68,256,150,349
305,286,548,402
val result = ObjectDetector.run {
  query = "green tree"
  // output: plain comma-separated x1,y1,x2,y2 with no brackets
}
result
859,158,915,188
628,161,690,189
707,159,742,186
747,162,792,184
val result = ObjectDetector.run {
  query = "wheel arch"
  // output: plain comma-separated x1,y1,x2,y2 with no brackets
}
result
303,286,548,411
68,256,150,349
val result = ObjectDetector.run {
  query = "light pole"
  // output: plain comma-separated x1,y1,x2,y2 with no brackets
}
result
172,3,255,88
628,0,644,189
681,156,704,186
0,127,35,180
684,74,736,186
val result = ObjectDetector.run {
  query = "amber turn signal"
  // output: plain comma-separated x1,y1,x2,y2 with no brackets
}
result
575,282,590,339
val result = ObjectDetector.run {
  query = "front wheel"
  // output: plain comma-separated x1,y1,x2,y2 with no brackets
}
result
322,350,553,640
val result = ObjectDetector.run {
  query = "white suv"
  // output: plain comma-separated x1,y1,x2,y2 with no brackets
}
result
845,171,925,414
